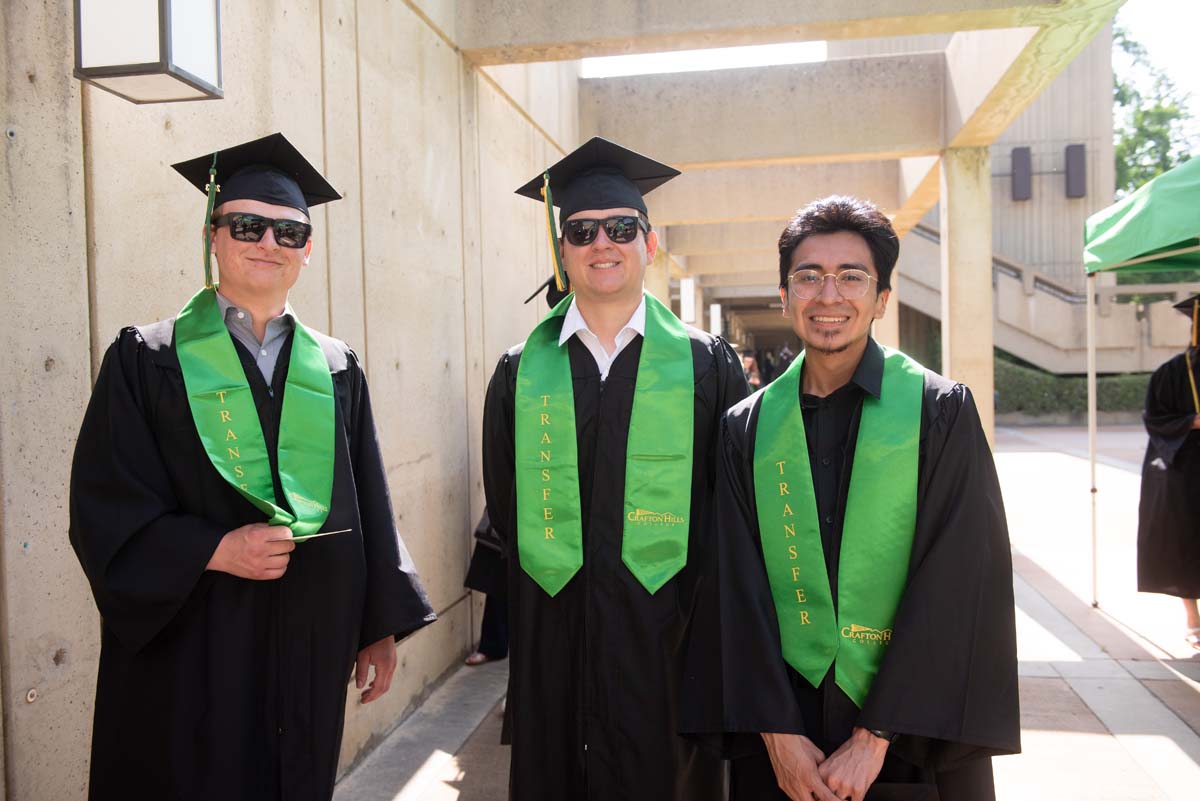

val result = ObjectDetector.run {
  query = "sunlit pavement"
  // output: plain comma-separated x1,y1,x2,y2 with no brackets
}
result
337,424,1200,801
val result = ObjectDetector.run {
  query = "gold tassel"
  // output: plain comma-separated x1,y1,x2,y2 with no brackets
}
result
1192,298,1198,349
1189,299,1200,414
540,172,567,293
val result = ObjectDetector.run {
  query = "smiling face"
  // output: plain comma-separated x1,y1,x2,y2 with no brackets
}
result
780,230,889,356
560,207,657,306
210,198,312,302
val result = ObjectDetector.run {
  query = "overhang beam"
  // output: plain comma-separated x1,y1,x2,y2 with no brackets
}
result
458,0,1060,65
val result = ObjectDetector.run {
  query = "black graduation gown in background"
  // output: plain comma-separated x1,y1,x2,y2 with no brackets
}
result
681,343,1020,801
482,328,749,801
1138,350,1200,597
70,321,435,801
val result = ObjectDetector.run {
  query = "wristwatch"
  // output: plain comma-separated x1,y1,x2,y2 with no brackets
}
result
866,728,898,744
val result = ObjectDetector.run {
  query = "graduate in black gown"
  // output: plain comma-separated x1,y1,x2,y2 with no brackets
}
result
1137,293,1200,651
482,138,748,800
69,134,435,801
681,197,1019,801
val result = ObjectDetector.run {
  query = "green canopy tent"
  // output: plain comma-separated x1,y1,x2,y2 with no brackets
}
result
1081,156,1200,606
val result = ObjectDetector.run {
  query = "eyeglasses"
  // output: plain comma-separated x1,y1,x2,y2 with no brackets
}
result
787,268,878,300
211,213,313,248
562,216,648,247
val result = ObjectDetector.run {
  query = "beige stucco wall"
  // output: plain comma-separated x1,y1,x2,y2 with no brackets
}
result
0,1,577,797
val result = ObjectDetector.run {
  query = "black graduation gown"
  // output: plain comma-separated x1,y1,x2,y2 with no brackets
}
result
482,327,749,801
680,341,1020,801
1137,350,1200,597
69,320,435,801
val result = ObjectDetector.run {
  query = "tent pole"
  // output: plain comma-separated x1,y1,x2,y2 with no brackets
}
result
1087,272,1099,608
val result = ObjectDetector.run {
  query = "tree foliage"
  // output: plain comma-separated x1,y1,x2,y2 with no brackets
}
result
1112,26,1197,288
1113,26,1196,198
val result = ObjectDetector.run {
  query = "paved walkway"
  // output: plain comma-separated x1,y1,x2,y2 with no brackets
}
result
337,424,1200,801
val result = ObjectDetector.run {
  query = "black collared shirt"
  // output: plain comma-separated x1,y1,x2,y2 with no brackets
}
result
799,339,884,604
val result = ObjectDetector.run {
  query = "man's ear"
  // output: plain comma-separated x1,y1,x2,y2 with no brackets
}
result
644,228,659,262
874,287,891,319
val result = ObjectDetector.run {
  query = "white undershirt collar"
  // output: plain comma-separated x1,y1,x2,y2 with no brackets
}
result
558,294,647,380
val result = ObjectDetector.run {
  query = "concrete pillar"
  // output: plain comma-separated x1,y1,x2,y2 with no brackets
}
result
645,248,671,308
678,275,705,325
939,147,994,444
692,281,706,328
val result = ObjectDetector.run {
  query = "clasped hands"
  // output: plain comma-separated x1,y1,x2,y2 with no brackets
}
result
761,727,889,801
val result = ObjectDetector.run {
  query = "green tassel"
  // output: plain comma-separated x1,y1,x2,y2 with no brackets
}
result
202,152,219,289
540,172,567,292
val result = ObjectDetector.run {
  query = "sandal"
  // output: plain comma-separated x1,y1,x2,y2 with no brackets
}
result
1186,627,1200,651
464,651,493,666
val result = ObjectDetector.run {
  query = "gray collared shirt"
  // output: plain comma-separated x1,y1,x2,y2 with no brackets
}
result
215,291,296,385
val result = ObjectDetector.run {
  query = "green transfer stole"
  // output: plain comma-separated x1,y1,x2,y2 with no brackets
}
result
514,292,694,596
753,346,924,707
174,286,335,536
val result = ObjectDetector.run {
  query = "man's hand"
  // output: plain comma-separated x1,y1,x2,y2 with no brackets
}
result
760,732,841,801
206,523,295,580
817,727,890,801
1191,414,1200,430
355,636,398,704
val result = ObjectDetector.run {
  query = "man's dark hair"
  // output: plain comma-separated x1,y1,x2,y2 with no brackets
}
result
777,195,899,292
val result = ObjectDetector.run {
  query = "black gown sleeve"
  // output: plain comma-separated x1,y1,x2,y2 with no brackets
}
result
713,335,752,417
482,351,518,547
857,384,1021,769
1143,356,1197,468
347,350,436,649
680,396,808,757
69,330,228,653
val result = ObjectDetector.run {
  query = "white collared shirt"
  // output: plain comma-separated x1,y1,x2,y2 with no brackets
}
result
558,295,647,381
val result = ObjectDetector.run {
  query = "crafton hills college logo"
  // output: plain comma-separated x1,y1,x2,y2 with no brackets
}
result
840,623,893,645
626,508,687,526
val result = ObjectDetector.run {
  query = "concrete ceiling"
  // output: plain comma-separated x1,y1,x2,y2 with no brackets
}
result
463,0,1124,342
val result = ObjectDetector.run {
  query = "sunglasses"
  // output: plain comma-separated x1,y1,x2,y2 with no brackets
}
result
211,213,313,248
788,268,878,300
562,216,649,247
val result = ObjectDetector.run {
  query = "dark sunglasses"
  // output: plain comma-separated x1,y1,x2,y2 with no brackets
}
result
562,215,649,247
211,213,313,248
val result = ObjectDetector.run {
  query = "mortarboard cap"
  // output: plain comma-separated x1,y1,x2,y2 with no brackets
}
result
515,137,679,227
514,137,678,293
171,132,340,217
1173,293,1200,349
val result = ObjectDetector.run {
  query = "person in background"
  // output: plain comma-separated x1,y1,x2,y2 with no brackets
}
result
1137,292,1200,651
744,351,763,392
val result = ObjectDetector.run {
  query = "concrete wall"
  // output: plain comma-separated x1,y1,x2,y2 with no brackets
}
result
834,26,1114,291
990,24,1115,289
0,1,577,797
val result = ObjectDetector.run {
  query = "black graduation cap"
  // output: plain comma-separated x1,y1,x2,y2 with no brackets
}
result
514,137,680,226
515,137,679,292
524,275,571,309
171,132,341,216
1174,293,1200,348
